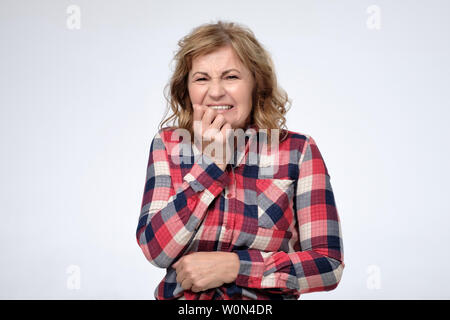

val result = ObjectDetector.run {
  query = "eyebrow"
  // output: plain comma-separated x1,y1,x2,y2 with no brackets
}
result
191,68,241,77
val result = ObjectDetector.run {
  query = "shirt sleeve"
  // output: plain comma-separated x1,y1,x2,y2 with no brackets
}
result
233,135,345,295
136,128,230,268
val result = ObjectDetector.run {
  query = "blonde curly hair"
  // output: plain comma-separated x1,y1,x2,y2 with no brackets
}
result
159,20,291,143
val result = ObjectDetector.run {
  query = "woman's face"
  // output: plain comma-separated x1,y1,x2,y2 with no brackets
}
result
187,45,255,130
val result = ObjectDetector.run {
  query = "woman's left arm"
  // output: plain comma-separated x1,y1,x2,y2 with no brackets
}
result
232,135,345,295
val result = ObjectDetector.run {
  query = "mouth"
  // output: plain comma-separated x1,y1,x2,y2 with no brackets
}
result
207,104,235,110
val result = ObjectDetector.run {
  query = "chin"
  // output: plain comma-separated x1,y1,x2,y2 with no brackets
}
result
229,123,242,130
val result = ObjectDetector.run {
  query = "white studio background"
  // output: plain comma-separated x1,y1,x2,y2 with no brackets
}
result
1,0,449,299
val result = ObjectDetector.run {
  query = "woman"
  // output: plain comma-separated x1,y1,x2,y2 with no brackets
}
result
136,21,344,300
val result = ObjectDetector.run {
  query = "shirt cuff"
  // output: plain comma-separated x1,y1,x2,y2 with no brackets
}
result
183,153,230,195
233,249,265,288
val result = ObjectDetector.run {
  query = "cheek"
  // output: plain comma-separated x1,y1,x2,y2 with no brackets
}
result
226,87,251,116
188,85,205,102
229,84,253,104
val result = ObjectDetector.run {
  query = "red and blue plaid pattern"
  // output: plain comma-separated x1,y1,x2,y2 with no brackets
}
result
136,125,345,300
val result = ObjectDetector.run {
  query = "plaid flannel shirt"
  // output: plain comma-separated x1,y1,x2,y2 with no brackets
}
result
136,125,344,300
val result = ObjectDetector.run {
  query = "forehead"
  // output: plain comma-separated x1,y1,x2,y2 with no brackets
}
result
190,45,245,73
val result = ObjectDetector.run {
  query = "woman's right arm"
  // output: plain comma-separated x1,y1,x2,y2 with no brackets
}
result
136,128,230,268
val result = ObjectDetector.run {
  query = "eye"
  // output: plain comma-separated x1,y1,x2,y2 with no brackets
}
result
195,75,238,81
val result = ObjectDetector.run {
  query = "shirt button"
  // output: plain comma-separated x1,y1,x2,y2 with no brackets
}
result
227,193,232,199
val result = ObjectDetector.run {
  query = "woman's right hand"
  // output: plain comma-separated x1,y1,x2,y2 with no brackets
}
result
192,103,234,171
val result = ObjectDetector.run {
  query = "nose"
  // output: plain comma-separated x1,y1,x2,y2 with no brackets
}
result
207,78,226,99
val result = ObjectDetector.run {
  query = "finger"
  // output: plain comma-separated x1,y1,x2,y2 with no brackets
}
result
193,104,206,140
210,113,226,130
176,262,184,275
203,116,222,140
173,256,185,273
176,269,185,284
204,126,221,141
181,278,193,291
202,107,218,129
172,255,184,268
222,122,234,141
175,265,187,284
204,112,226,141
213,121,232,145
193,103,206,123
191,284,204,293
174,258,185,281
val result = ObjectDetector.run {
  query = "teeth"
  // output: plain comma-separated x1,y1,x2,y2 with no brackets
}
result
209,105,233,110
